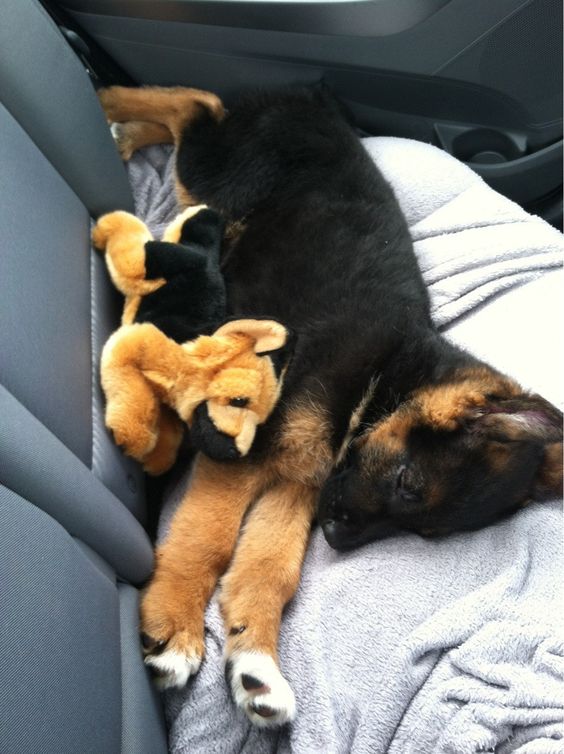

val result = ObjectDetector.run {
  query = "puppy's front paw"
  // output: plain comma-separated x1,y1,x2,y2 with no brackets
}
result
142,631,203,691
227,651,296,727
140,582,205,691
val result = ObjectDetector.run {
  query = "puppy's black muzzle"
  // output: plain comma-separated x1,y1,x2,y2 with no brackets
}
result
318,467,402,550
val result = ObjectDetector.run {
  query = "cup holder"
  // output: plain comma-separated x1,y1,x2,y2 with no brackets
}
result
450,128,524,165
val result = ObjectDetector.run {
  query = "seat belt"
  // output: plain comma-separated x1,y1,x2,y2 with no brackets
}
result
37,0,135,88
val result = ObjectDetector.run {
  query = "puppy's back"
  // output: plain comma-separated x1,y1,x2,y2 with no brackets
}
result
176,86,383,220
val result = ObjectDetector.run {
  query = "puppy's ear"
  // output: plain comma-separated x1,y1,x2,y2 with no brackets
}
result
473,393,562,501
472,393,562,443
531,442,563,501
213,319,289,353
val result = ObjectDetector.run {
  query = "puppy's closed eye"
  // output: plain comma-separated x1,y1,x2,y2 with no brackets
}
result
395,466,422,503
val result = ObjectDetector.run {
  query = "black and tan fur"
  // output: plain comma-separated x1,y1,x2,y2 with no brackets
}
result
98,85,563,724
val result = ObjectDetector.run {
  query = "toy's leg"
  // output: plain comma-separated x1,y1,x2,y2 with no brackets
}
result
110,120,173,161
220,480,317,726
92,211,165,316
100,323,185,462
141,406,184,476
141,456,268,689
98,85,224,143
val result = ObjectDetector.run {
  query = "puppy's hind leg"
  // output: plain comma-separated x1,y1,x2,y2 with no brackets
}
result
110,120,173,161
98,85,225,144
221,480,317,727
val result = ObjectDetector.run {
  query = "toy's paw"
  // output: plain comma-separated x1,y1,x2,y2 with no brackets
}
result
141,408,184,475
141,585,205,691
105,407,157,461
226,651,296,727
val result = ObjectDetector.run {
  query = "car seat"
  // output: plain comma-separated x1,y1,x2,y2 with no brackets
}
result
0,1,168,751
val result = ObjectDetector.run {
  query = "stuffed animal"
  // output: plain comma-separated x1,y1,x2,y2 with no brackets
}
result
92,207,291,474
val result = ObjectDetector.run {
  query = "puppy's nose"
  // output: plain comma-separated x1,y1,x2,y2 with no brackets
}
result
325,500,350,524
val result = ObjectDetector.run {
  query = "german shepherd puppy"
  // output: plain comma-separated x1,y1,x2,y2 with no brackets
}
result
99,85,562,726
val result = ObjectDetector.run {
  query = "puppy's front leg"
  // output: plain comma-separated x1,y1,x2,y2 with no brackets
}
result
221,480,317,726
141,455,266,689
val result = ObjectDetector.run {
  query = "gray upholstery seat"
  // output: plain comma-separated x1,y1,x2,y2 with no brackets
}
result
0,1,167,751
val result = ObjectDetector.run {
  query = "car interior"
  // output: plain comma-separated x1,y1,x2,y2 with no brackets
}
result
0,0,561,752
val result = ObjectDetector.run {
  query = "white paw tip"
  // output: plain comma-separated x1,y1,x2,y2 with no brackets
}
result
110,122,123,142
228,651,296,727
144,648,201,691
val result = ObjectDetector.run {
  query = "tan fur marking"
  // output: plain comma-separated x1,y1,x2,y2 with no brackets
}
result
336,378,378,465
415,367,521,431
141,456,269,654
417,382,487,431
270,401,334,486
220,480,317,658
364,409,414,455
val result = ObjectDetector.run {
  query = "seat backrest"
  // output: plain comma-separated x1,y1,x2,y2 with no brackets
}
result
0,2,167,752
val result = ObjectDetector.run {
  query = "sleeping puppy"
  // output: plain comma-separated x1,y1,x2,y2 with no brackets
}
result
99,84,563,725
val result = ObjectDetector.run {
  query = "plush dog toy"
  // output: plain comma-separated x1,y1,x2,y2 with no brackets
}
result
92,206,291,474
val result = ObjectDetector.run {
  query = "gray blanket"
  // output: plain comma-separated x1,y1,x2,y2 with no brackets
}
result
126,138,564,753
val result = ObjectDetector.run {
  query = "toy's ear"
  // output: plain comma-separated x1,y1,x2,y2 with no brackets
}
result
161,205,209,243
213,319,289,354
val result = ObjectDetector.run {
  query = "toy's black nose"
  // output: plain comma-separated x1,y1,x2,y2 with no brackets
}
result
191,403,241,461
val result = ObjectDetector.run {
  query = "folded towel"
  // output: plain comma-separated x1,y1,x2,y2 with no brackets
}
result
364,138,563,328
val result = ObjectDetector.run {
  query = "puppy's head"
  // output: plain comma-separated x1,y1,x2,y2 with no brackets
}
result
318,368,562,549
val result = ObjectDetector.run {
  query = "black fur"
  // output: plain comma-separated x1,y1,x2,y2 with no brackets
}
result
175,86,562,547
178,88,432,435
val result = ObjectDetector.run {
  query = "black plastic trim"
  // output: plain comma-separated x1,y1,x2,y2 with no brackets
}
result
39,0,136,85
470,140,563,206
61,0,450,37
